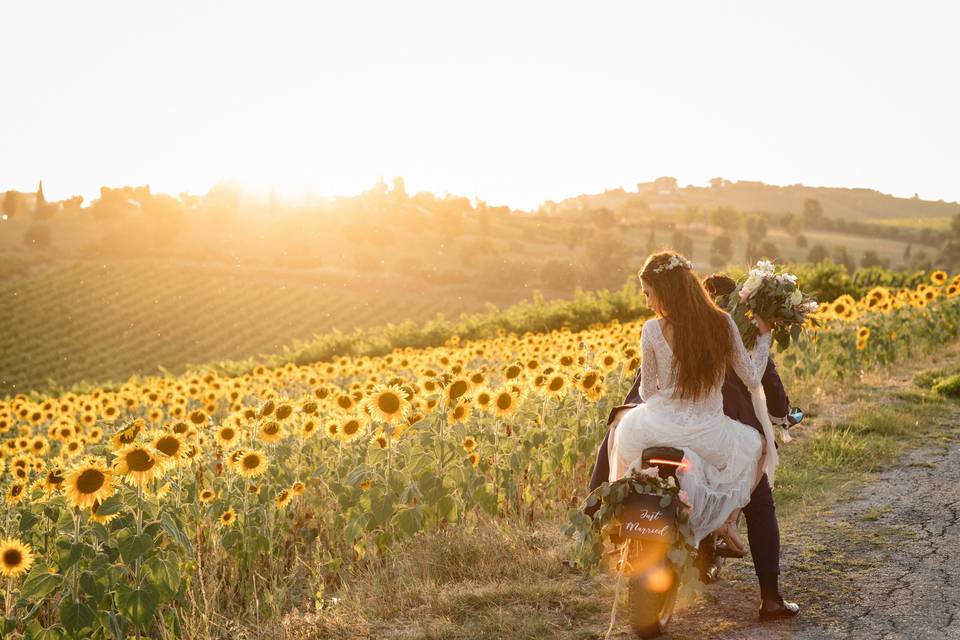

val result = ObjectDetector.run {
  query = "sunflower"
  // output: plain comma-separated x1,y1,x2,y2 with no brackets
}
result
335,393,356,412
274,402,295,422
29,436,50,457
444,378,471,405
291,481,305,496
247,484,261,495
63,461,113,510
598,352,619,373
189,410,208,426
492,388,520,418
468,453,480,467
215,425,242,448
41,467,65,493
339,417,365,442
365,384,410,423
371,433,389,449
931,270,948,286
447,402,472,425
220,508,237,526
275,489,293,509
325,422,340,439
474,390,493,412
857,327,871,340
545,374,567,398
152,432,185,466
0,538,34,578
235,449,269,478
578,369,604,395
856,337,868,350
109,419,143,450
300,418,319,438
259,420,285,444
5,481,26,505
359,479,373,491
462,436,477,453
199,488,217,503
113,444,165,489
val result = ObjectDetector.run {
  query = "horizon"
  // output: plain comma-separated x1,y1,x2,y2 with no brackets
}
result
5,174,960,212
3,1,958,210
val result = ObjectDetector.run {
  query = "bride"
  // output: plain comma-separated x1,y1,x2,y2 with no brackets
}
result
608,251,778,551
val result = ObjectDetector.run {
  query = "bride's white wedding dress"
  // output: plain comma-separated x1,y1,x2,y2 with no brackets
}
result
609,314,778,545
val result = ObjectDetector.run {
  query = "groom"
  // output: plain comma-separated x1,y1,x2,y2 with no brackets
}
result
586,273,800,620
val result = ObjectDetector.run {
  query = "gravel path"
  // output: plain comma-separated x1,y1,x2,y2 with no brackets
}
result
663,430,960,640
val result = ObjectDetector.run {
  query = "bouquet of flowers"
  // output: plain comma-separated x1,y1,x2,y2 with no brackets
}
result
723,260,820,350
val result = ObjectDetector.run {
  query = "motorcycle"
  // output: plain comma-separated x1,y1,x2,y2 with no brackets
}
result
616,406,805,638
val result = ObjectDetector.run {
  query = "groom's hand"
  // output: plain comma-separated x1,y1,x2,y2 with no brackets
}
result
754,316,772,335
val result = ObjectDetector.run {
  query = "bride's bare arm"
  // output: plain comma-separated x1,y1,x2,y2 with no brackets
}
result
727,313,771,389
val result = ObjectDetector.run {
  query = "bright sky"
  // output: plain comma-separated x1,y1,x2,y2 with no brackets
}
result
2,1,958,210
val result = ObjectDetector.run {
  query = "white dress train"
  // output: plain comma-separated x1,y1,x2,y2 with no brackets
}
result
608,314,777,546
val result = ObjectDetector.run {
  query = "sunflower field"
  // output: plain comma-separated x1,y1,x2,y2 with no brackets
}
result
2,270,960,639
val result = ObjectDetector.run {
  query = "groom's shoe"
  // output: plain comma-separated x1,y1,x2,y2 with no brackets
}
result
758,597,800,621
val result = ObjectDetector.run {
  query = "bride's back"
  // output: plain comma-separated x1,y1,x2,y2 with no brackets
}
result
639,251,734,402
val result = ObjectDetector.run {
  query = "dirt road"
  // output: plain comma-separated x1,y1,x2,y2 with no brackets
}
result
664,432,960,640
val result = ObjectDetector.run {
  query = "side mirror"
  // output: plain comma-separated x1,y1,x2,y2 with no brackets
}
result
787,407,804,426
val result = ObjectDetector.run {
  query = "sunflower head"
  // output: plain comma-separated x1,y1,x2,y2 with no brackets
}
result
0,538,34,578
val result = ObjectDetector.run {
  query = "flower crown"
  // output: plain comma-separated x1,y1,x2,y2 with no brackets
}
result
650,255,692,274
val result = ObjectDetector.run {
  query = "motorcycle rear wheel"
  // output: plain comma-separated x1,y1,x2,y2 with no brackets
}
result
627,559,679,638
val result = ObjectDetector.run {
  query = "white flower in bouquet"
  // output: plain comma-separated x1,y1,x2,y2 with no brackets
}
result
727,260,820,350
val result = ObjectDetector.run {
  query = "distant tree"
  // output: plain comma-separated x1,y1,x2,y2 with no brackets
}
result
592,208,616,230
710,234,733,267
757,241,781,262
938,239,960,271
34,180,55,219
645,229,657,256
951,213,960,236
781,212,804,234
582,234,631,288
744,214,768,243
2,191,20,219
710,206,742,234
540,259,578,291
807,244,830,263
832,246,855,273
477,201,490,237
802,198,824,226
860,250,887,268
796,234,808,248
671,230,694,259
23,224,52,250
680,206,702,226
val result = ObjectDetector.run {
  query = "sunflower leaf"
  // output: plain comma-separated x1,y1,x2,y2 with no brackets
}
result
21,565,62,601
94,495,123,517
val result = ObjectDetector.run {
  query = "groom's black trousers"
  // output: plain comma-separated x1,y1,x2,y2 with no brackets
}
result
587,360,789,576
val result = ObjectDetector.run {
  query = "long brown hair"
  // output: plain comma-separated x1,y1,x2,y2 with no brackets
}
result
640,251,733,401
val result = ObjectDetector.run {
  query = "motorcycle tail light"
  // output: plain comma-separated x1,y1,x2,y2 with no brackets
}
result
648,458,689,470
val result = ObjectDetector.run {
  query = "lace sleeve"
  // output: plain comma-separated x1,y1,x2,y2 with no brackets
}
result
640,320,659,401
727,313,771,389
